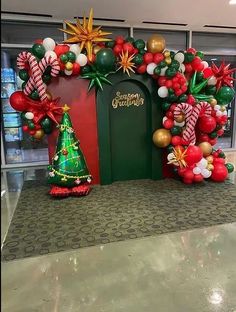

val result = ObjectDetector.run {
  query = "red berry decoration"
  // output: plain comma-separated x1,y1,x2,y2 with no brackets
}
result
211,163,228,182
198,116,217,134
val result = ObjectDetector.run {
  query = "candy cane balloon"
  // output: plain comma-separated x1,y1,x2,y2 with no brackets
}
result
17,51,60,101
174,102,212,145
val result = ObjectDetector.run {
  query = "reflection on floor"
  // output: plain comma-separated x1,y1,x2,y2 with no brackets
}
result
1,151,236,312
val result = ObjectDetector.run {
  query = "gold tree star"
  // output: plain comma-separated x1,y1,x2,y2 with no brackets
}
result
117,51,136,76
60,8,112,61
62,104,70,112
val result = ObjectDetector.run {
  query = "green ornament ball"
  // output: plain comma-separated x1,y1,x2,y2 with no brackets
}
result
196,71,204,82
196,51,204,59
138,48,146,55
169,51,175,59
134,39,145,50
161,102,171,111
159,61,167,68
60,54,68,64
81,65,91,75
225,163,234,173
42,74,51,84
20,112,27,120
28,121,35,130
165,67,177,78
66,51,76,62
184,52,195,63
133,54,143,65
154,66,161,76
22,82,27,90
32,43,46,59
41,117,52,129
30,89,40,100
105,40,115,48
178,94,188,103
95,48,116,74
19,69,29,81
170,60,180,70
215,86,235,105
167,144,174,153
171,126,182,135
168,94,178,102
209,131,217,139
218,151,226,159
126,37,135,44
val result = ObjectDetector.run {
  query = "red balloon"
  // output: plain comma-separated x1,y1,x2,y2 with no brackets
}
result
217,129,224,136
165,80,173,88
198,116,217,134
178,167,187,177
170,104,177,112
183,169,194,181
211,163,228,182
166,111,174,119
171,136,182,146
183,178,193,185
187,94,196,105
136,64,147,74
72,63,81,75
54,44,69,56
213,158,225,165
194,174,204,183
209,138,217,146
203,67,213,78
153,53,164,64
184,63,193,73
22,125,29,132
143,53,154,64
123,42,134,54
115,36,124,45
158,77,167,86
34,39,43,44
187,48,196,54
9,91,28,112
185,145,203,166
133,48,139,55
113,44,123,56
163,119,174,129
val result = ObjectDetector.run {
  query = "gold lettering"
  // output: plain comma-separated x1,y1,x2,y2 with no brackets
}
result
111,91,144,109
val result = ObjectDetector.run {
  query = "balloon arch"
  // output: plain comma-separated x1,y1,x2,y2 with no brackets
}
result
9,9,235,186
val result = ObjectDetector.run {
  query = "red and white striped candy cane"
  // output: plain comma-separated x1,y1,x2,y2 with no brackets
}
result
174,103,193,143
17,51,60,101
174,102,212,144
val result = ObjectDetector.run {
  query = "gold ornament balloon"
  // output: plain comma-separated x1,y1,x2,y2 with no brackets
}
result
65,62,73,71
33,129,45,140
174,113,185,123
207,164,214,171
165,57,172,65
93,45,102,54
198,142,213,157
147,34,166,53
210,98,217,106
206,155,214,164
164,50,170,57
152,128,172,148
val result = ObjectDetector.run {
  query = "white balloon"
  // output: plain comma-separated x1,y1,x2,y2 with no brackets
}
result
76,54,88,66
158,86,168,98
196,158,208,169
146,62,157,75
214,105,221,111
174,120,185,127
207,76,217,86
160,66,168,76
202,61,209,69
25,112,34,120
174,52,185,64
193,167,202,175
64,70,73,76
179,63,185,73
43,37,56,51
222,110,228,116
167,153,175,162
69,44,81,55
216,110,223,117
45,50,57,60
201,168,212,179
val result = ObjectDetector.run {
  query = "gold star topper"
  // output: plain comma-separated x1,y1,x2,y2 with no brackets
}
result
60,8,112,61
62,104,70,112
118,50,136,76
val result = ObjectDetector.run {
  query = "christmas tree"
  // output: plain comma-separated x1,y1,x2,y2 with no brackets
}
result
48,104,92,195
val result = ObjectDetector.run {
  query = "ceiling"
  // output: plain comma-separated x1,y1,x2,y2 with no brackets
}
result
2,0,236,31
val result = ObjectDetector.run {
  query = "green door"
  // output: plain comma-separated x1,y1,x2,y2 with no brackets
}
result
97,72,163,185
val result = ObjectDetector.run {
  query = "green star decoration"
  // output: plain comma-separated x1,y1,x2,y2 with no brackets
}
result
189,71,213,102
81,69,113,91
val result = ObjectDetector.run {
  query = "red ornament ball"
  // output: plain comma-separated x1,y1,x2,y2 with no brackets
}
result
115,36,124,45
54,44,69,56
136,64,147,74
171,136,182,146
198,116,217,134
9,91,29,112
143,53,154,64
113,44,123,56
185,145,203,166
211,163,228,182
123,42,134,54
72,63,81,75
153,53,164,64
194,174,204,183
62,148,68,155
183,169,194,181
163,118,174,129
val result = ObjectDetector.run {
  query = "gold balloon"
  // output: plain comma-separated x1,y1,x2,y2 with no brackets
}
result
206,155,214,164
33,129,45,140
152,128,172,148
65,62,73,71
93,45,102,54
46,91,52,101
165,57,172,65
207,164,214,171
174,113,185,123
164,50,170,57
198,142,213,157
210,98,217,106
147,34,166,53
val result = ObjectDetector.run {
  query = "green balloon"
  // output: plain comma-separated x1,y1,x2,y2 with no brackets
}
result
167,144,174,153
105,40,115,48
168,93,178,102
196,71,204,82
20,112,27,120
134,39,145,50
184,52,195,63
178,94,188,103
170,51,175,59
196,51,204,59
44,67,51,74
60,54,68,63
166,67,177,78
154,66,161,76
41,117,52,129
215,86,235,105
159,61,167,68
95,48,116,74
42,74,51,84
168,88,174,95
19,69,29,81
138,48,146,55
225,163,234,173
171,126,182,135
126,37,135,44
30,89,39,100
81,65,91,75
66,51,76,62
170,60,180,70
43,126,53,134
28,121,35,130
205,86,217,95
22,82,27,90
218,151,226,158
209,131,217,139
32,43,45,59
133,54,143,65
161,102,171,111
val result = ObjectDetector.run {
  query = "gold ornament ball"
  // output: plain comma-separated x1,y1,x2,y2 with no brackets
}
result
65,62,73,71
147,35,166,53
93,45,102,54
207,164,214,171
165,57,172,65
174,113,185,123
164,50,170,57
206,155,214,164
152,128,172,148
198,142,213,157
210,98,217,106
33,129,45,140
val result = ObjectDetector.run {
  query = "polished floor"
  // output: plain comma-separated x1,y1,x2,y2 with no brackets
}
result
1,151,236,312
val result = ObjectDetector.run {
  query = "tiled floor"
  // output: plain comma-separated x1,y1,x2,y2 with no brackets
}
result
1,151,236,312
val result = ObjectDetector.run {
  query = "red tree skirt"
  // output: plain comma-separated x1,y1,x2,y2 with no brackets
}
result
49,184,91,198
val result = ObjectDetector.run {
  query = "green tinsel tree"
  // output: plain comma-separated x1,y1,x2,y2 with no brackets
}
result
48,105,92,187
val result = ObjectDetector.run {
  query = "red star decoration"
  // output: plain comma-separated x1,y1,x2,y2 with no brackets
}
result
211,61,236,90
